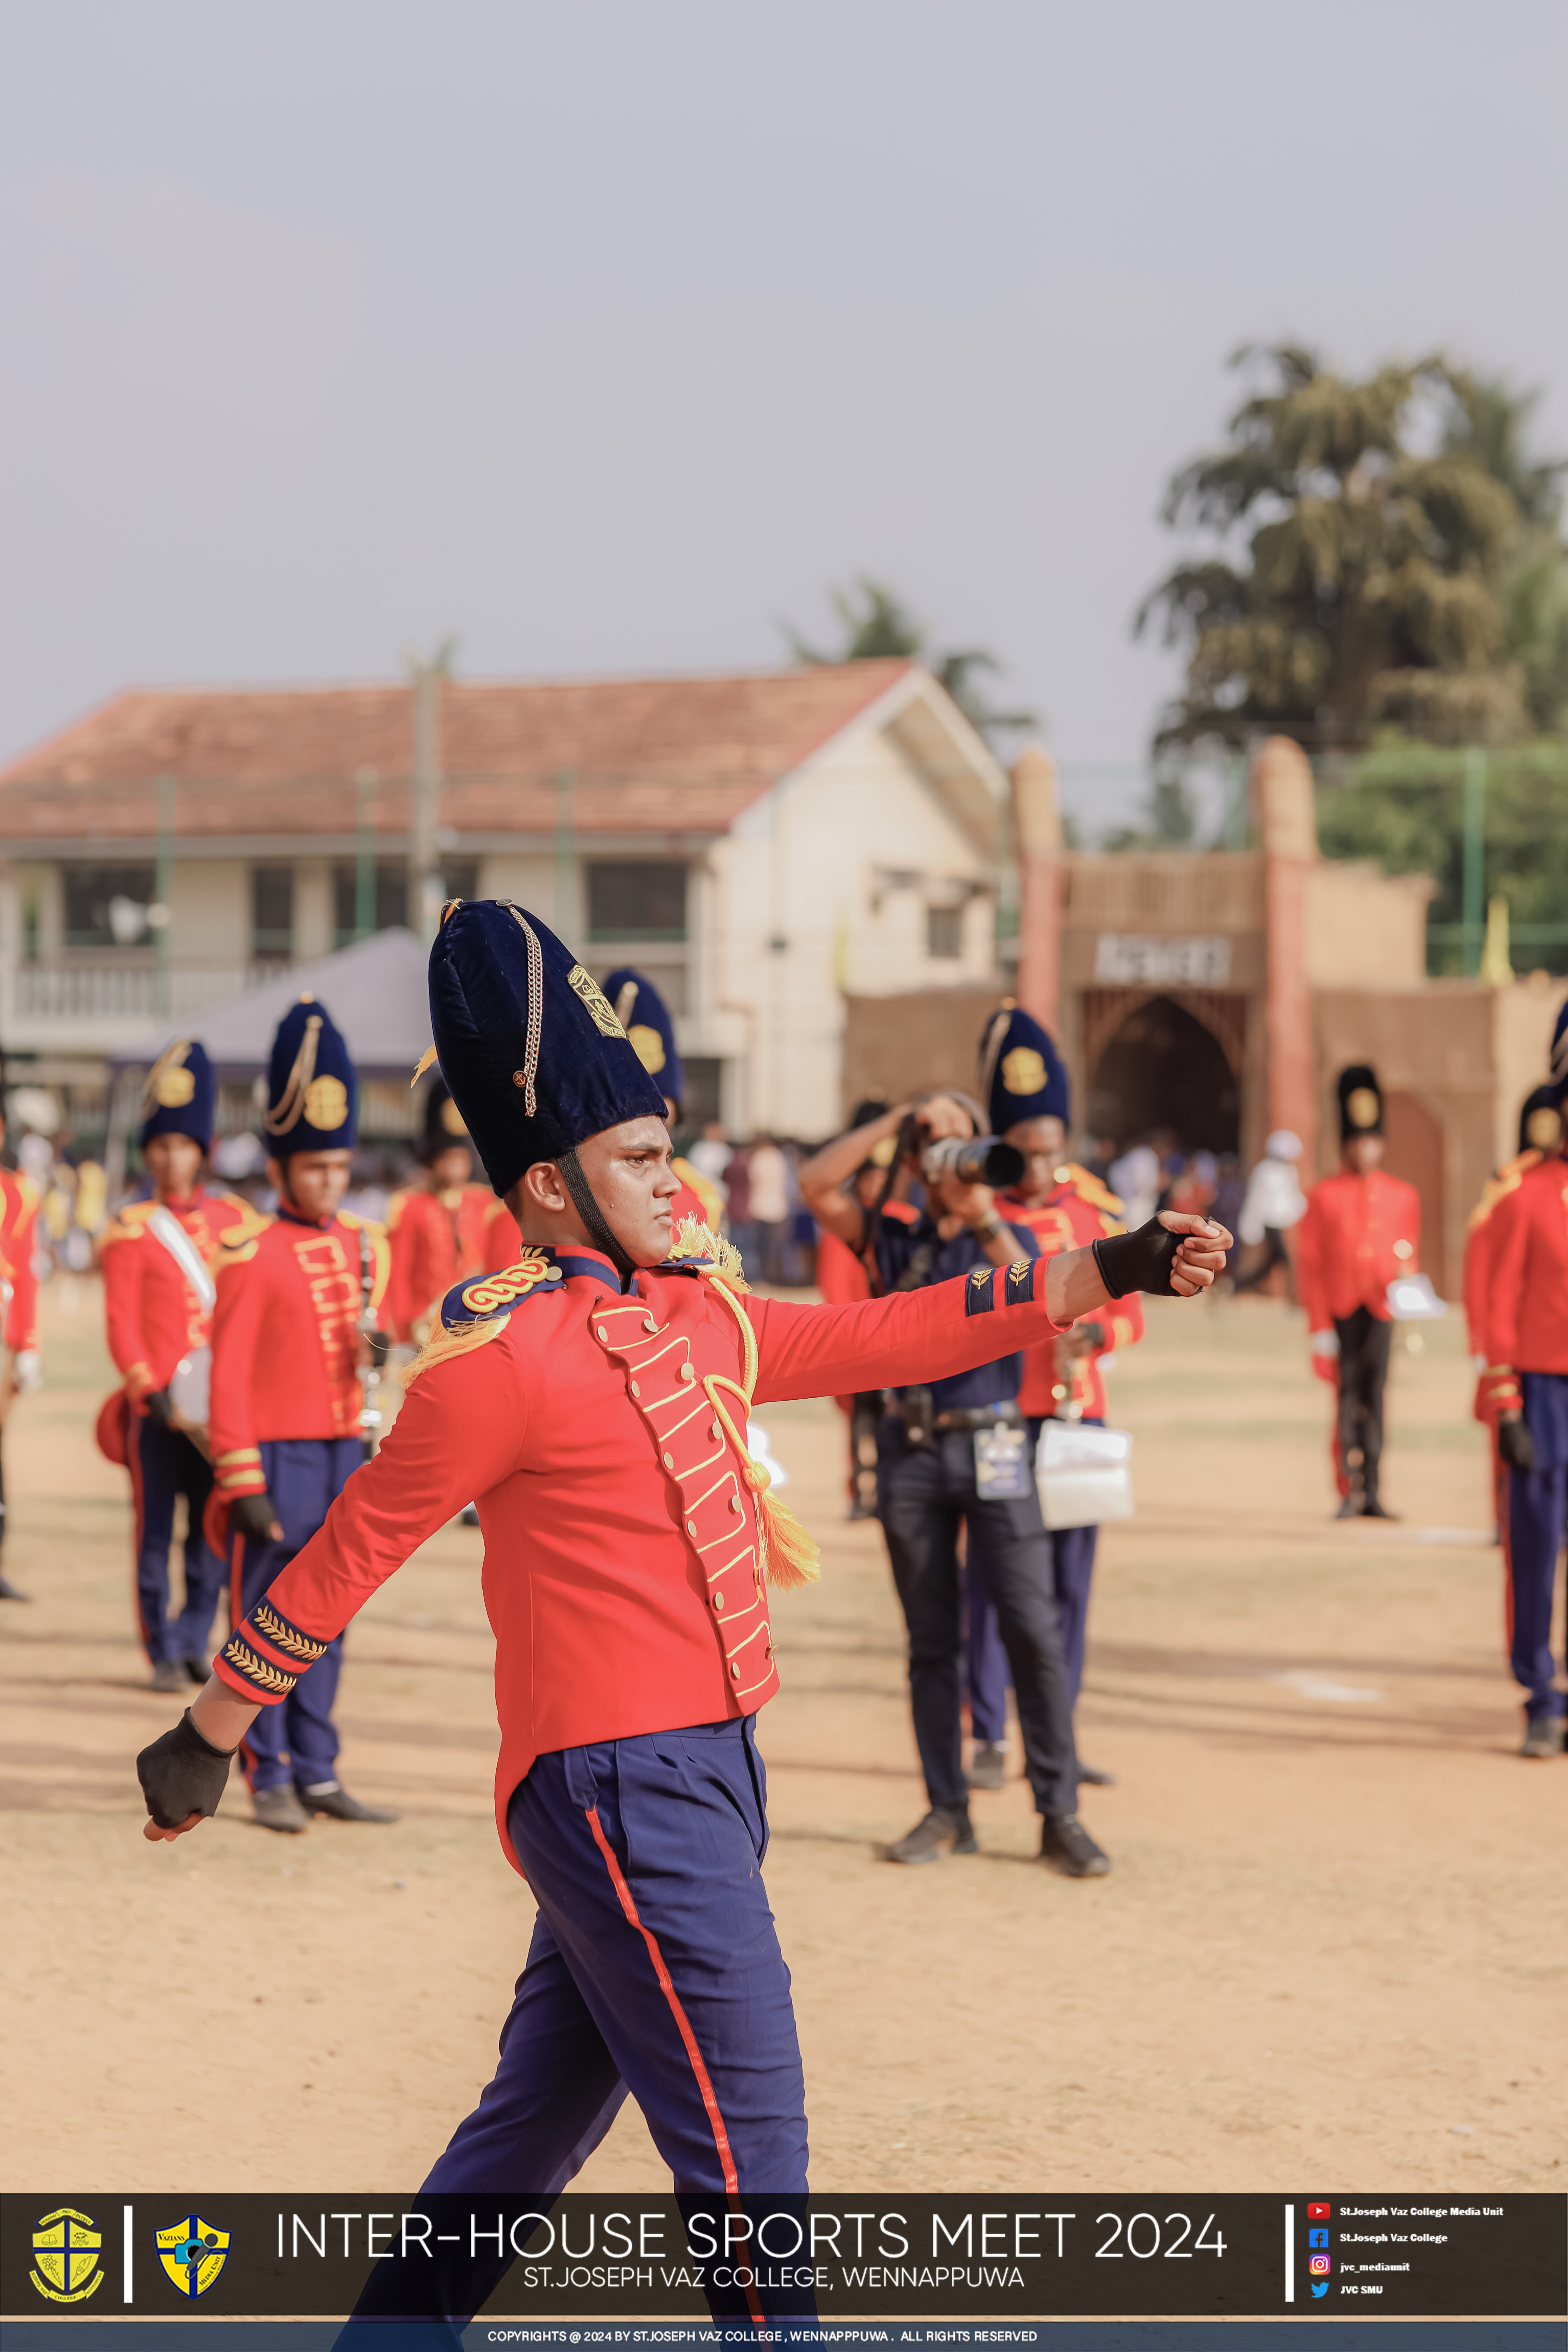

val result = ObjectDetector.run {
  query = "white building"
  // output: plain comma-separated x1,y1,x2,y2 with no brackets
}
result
0,660,1010,1141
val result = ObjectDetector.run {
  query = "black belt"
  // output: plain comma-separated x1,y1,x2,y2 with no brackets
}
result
932,1404,1024,1433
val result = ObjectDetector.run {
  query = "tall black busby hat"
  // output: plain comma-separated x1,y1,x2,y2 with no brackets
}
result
140,1038,215,1153
1550,1000,1568,1101
265,997,357,1159
418,1076,471,1166
1337,1064,1384,1143
602,967,683,1115
1519,1084,1563,1156
978,1000,1071,1134
428,902,668,1200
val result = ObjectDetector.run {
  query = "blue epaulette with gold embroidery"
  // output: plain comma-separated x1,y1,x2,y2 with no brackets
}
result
437,1251,567,1330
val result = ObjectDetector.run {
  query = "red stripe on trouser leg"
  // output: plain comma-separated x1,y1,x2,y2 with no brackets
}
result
583,1804,766,2331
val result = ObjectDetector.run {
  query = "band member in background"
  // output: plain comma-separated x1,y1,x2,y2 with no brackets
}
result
602,965,725,1231
969,1001,1143,1790
97,1043,264,1688
1464,1085,1563,1556
808,1099,897,1519
203,997,397,1832
1297,1065,1421,1520
0,1100,42,1602
1476,1012,1568,1758
385,1079,491,1345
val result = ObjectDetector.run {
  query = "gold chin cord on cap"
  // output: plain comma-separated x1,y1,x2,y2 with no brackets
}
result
265,1013,322,1136
499,904,544,1116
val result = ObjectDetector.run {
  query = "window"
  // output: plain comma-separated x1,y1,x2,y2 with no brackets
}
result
588,862,687,942
63,866,158,949
332,862,410,946
251,866,294,958
926,904,964,960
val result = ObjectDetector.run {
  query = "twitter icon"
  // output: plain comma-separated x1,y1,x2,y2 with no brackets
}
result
1311,2283,1329,2300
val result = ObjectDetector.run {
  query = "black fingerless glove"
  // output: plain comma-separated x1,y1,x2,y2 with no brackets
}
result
230,1491,278,1542
1498,1414,1537,1474
1092,1217,1183,1299
137,1707,238,1829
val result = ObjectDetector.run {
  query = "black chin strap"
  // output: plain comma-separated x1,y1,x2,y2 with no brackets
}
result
558,1148,638,1288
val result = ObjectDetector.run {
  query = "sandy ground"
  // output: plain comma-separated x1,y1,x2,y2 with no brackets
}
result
3,1272,1564,2195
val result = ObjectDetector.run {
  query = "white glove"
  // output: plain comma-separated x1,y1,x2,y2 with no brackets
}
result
12,1350,41,1393
1309,1329,1339,1361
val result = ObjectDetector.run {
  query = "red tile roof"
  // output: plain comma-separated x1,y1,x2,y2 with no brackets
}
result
0,664,916,841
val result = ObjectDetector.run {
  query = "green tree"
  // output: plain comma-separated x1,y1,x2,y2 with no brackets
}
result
1139,344,1561,751
785,576,1036,742
1444,373,1568,734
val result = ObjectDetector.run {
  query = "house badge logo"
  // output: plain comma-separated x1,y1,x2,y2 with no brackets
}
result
30,2207,104,2303
156,2214,231,2297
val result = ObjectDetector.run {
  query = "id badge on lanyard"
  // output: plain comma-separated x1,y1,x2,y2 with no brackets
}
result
974,1420,1030,1499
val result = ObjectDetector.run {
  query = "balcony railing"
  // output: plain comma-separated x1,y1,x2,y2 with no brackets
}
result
13,960,288,1022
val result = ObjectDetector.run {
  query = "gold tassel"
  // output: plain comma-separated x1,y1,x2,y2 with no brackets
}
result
758,1486,821,1590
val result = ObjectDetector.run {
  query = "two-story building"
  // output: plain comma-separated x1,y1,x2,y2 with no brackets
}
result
0,659,1010,1143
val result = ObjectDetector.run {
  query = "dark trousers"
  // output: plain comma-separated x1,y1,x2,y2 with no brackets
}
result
127,1412,223,1665
1505,1371,1568,1721
229,1435,362,1792
346,1719,810,2333
1334,1307,1392,1503
967,1510,1101,1726
876,1423,1077,1816
1233,1225,1294,1296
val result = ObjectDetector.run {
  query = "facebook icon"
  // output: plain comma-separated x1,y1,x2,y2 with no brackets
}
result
1309,2228,1329,2247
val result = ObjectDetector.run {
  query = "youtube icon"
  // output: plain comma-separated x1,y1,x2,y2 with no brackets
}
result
1308,2202,1331,2219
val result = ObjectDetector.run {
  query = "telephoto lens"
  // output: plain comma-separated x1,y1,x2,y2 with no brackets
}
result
919,1133,1025,1188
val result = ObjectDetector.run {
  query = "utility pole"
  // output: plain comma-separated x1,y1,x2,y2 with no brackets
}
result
1461,747,1487,978
407,639,455,943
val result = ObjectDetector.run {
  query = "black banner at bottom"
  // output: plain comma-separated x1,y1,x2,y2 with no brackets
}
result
2,2194,1562,2324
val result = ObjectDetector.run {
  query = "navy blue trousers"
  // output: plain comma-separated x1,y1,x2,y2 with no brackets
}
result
1506,1372,1568,1721
342,1719,811,2334
128,1413,223,1666
967,1518,1100,1726
230,1435,362,1791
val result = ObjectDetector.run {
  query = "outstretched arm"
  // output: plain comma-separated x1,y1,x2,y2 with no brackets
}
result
750,1213,1227,1404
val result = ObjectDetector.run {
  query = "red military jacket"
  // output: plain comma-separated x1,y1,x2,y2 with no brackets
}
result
214,1234,1073,1874
1462,1148,1542,1360
1296,1168,1421,1332
0,1169,41,1353
385,1182,492,1343
1000,1169,1144,1420
100,1187,262,1398
1477,1150,1568,1407
207,1206,391,1503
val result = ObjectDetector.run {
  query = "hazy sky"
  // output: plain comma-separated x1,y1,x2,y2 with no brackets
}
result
3,1,1565,833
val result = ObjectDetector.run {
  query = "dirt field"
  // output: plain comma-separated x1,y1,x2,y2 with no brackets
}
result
4,1273,1564,2195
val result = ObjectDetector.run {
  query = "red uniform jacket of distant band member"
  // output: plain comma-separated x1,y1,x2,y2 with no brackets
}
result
385,1183,492,1343
100,1188,259,1399
0,1169,41,1353
205,1208,390,1515
213,1242,1072,1875
1296,1168,1421,1332
1477,1152,1568,1413
1000,1174,1143,1420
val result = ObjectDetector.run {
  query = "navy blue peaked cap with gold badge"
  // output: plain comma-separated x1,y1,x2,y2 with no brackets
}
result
978,1000,1071,1133
1550,1000,1568,1101
265,996,357,1158
602,966,682,1114
140,1038,216,1153
429,902,668,1199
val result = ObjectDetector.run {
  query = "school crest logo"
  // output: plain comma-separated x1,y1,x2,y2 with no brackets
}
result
156,2213,230,2297
30,2207,104,2302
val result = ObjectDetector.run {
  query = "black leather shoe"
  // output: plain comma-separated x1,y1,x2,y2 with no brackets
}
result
886,1806,977,1864
183,1656,210,1685
1520,1715,1564,1759
1334,1494,1364,1519
0,1572,32,1600
253,1784,310,1833
299,1781,400,1823
150,1658,189,1693
965,1741,1007,1791
1040,1813,1111,1877
1361,1498,1399,1520
1077,1762,1117,1787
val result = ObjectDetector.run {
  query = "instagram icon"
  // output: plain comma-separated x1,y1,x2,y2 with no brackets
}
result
1310,2255,1331,2276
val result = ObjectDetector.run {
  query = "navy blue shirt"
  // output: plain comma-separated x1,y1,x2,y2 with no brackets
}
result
872,1212,1041,1411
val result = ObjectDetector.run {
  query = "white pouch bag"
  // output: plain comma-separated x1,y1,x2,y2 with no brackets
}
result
1386,1273,1447,1321
1036,1420,1135,1531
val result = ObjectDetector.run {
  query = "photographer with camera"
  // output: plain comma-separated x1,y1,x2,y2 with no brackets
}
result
799,1093,1106,1875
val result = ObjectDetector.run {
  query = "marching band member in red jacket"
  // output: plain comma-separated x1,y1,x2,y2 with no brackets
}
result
203,995,396,1833
98,1042,264,1687
384,1078,491,1343
138,899,1229,2334
1462,1085,1561,1568
0,1099,42,1603
1476,1011,1568,1757
1296,1065,1421,1519
981,1002,1144,1787
603,964,725,1230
